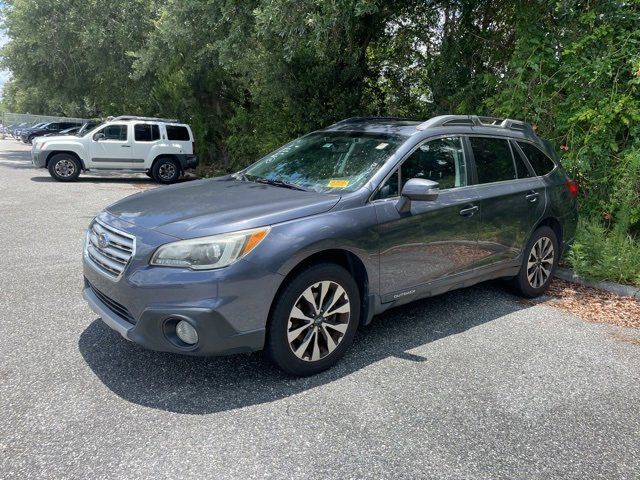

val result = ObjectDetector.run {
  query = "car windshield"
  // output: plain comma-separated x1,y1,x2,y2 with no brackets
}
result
79,122,104,136
242,131,405,192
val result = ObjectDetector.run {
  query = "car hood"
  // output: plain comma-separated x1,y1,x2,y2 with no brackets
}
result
106,176,341,239
23,128,45,134
33,134,68,144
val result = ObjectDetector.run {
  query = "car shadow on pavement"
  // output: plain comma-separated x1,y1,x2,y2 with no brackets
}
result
79,282,528,415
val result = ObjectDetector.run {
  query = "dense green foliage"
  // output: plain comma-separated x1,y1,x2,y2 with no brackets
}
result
2,0,639,284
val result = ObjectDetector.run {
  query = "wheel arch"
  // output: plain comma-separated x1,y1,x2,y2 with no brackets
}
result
268,248,373,328
150,154,182,173
45,150,86,170
535,216,563,253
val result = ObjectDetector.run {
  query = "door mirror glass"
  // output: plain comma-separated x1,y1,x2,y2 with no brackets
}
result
93,132,105,141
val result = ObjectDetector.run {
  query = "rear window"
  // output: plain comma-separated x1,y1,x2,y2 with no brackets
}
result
517,142,556,176
166,125,190,141
134,124,160,142
469,137,516,184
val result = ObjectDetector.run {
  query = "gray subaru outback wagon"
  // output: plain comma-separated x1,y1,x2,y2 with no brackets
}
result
83,115,578,376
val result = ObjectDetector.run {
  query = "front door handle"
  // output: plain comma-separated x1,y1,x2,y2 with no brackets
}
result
459,205,479,217
121,145,131,148
526,191,540,202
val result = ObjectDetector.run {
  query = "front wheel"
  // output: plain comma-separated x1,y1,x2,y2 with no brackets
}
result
265,263,360,376
47,153,81,182
511,226,558,298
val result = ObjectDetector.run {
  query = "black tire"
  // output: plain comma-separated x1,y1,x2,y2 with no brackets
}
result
151,157,181,184
145,171,153,178
47,153,81,182
27,135,35,145
511,226,559,298
265,263,361,376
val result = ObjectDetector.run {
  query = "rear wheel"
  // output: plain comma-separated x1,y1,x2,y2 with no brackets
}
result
47,153,81,182
511,226,558,298
152,157,181,184
265,263,360,376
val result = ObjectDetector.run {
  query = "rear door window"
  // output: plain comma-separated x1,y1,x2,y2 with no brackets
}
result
134,124,160,142
516,142,556,176
511,144,533,179
469,137,516,184
166,125,190,141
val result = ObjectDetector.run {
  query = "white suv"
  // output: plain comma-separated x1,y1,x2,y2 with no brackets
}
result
31,116,198,184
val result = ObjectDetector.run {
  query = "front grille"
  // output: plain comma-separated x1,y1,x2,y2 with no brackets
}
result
86,220,135,279
89,282,136,324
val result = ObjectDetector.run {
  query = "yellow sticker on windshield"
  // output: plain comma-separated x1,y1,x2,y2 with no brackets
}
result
327,179,349,188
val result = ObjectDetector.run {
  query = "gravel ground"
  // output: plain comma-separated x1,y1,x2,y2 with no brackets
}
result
1,140,639,480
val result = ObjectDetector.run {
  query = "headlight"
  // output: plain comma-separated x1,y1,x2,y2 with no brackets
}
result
150,226,270,270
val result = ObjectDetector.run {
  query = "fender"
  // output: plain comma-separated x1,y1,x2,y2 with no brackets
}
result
244,201,381,300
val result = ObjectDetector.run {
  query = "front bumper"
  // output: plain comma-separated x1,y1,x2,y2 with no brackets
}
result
83,283,265,356
82,212,283,356
31,150,47,168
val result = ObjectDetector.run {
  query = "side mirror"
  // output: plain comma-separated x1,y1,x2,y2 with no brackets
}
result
93,132,105,141
397,178,440,212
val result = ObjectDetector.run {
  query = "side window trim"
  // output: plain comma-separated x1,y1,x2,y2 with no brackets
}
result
509,140,537,178
507,139,534,180
370,134,471,202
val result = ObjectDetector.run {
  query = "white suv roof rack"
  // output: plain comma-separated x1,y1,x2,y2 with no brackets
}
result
109,116,181,123
416,115,535,136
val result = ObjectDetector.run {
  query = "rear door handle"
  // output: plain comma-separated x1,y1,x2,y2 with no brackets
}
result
526,191,540,202
459,205,479,217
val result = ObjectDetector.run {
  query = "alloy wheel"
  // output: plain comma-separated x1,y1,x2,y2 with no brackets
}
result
287,281,351,362
158,163,176,181
54,159,76,178
527,236,554,289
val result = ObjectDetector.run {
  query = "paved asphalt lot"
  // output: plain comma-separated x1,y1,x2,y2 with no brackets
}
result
0,140,639,479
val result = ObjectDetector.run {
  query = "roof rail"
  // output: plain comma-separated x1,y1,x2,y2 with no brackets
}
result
416,115,535,136
328,116,414,127
109,115,181,123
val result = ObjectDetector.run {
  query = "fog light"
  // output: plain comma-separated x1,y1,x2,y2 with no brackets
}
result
175,320,198,345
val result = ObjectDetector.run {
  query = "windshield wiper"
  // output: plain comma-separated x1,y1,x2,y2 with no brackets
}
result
242,175,307,191
231,172,249,181
233,172,308,191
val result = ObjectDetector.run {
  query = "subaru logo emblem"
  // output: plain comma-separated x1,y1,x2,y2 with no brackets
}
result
97,232,110,249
